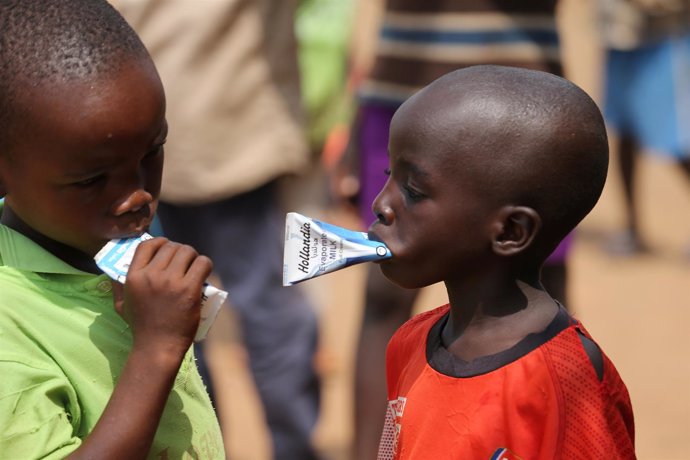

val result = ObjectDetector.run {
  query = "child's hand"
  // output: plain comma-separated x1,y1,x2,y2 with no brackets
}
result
111,237,213,355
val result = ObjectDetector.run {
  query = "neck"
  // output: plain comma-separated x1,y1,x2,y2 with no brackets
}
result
1,204,100,274
442,273,558,361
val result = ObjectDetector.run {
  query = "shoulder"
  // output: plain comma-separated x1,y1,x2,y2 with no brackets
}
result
540,322,633,415
387,305,449,362
407,305,450,328
0,266,54,313
390,305,449,346
0,273,56,362
540,324,602,380
0,267,36,311
541,324,636,456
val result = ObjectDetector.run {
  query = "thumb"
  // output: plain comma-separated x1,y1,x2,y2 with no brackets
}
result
111,280,125,318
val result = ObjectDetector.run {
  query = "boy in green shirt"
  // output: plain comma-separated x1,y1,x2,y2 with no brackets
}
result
0,1,224,458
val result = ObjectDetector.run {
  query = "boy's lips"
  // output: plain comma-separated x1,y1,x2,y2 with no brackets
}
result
367,229,393,262
367,229,384,244
111,226,149,240
112,212,153,238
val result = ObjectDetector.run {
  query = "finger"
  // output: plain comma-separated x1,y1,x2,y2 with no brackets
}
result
129,237,169,270
145,240,185,271
184,255,214,287
166,244,199,275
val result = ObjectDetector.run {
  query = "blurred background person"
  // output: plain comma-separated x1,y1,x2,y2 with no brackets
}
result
112,1,322,459
598,0,690,256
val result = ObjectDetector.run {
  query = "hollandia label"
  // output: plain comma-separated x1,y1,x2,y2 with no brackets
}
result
283,212,391,286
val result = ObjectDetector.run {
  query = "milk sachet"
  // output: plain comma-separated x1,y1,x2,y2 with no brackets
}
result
283,212,392,286
94,232,227,342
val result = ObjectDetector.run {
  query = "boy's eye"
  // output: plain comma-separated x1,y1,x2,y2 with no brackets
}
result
383,168,391,176
403,184,424,201
73,174,105,187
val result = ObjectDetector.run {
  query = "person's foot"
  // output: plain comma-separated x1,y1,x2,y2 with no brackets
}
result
604,230,649,256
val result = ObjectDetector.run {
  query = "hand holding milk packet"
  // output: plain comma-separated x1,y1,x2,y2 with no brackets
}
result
94,233,227,342
283,212,392,286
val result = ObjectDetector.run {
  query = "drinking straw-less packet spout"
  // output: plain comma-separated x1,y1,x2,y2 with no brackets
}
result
94,233,227,342
283,212,392,286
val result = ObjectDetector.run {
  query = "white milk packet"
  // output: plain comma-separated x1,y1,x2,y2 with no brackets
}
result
283,212,392,286
94,233,227,342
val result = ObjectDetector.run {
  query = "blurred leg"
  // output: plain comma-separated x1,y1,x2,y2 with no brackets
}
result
678,157,690,258
620,135,638,237
602,45,649,255
607,135,649,255
353,265,417,460
678,157,690,179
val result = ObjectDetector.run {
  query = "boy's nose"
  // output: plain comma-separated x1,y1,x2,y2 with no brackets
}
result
371,193,394,225
112,189,154,216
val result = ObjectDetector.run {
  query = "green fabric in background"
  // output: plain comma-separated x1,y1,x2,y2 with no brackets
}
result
296,0,355,152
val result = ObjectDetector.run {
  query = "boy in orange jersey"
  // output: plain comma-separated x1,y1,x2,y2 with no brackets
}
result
369,65,635,459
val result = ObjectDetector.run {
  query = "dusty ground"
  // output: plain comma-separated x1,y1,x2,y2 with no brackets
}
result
205,2,690,458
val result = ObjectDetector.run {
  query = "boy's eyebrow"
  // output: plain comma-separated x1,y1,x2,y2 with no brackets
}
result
399,158,430,179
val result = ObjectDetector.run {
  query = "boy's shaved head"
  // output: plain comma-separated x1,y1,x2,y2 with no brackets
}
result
0,0,150,152
397,65,608,259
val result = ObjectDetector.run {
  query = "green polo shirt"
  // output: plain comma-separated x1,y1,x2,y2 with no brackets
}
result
0,215,224,458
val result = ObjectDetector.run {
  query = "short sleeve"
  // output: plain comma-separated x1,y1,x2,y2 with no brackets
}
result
543,329,636,459
0,357,82,459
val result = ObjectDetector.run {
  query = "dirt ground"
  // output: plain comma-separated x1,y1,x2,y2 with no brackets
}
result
204,2,690,459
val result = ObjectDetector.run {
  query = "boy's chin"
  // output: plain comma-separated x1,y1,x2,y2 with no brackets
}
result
379,264,426,290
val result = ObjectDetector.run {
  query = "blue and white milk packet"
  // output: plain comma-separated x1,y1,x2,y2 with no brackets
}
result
94,233,228,342
283,212,392,286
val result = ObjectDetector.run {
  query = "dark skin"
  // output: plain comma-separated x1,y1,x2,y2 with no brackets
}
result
368,71,577,365
0,56,212,459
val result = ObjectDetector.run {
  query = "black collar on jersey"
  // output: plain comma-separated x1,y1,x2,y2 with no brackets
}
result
426,302,573,378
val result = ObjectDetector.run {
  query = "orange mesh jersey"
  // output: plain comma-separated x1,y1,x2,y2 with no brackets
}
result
377,305,635,460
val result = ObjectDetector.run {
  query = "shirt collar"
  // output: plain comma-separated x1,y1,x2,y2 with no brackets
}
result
0,223,93,275
0,198,97,275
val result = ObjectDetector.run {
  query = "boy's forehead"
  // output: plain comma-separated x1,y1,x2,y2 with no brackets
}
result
10,60,165,161
390,72,562,181
392,87,491,150
24,59,162,124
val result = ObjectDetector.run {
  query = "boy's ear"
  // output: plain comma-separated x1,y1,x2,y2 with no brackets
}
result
490,206,541,256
